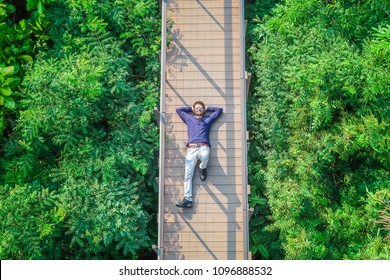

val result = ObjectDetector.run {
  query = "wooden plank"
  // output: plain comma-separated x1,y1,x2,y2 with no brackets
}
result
169,24,241,33
165,159,241,169
166,130,242,138
164,147,243,157
166,53,240,63
167,113,243,123
163,251,244,260
164,152,242,161
167,65,240,73
171,17,240,26
165,175,243,185
164,221,244,232
167,58,239,66
168,1,240,9
169,0,240,5
167,66,240,74
165,95,239,104
165,131,243,139
166,77,240,85
167,53,240,63
163,241,243,252
164,212,244,224
165,90,241,100
169,16,241,24
164,166,243,177
166,130,239,137
165,123,240,130
167,71,241,81
167,46,240,56
166,76,241,84
164,126,242,134
169,8,240,17
164,206,244,215
166,193,244,202
164,200,242,213
165,184,243,195
165,88,241,96
163,242,243,254
164,161,242,172
164,232,244,243
165,192,242,204
166,63,240,72
165,139,243,149
171,31,240,40
166,63,240,73
167,50,240,59
167,63,241,72
165,104,241,114
165,95,243,106
169,40,240,50
164,224,243,235
166,130,240,138
165,85,240,92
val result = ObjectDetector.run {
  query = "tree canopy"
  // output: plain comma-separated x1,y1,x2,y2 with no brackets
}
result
246,0,390,259
0,0,389,260
1,0,160,259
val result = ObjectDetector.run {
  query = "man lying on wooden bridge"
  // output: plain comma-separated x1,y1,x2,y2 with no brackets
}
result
175,101,223,208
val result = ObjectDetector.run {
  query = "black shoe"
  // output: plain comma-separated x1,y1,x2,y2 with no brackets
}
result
175,198,193,208
200,168,207,181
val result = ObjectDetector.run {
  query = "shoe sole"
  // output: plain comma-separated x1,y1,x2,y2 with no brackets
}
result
200,170,207,181
176,205,192,208
175,203,193,208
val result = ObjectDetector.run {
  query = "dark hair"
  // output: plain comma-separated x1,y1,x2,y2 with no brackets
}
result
192,100,205,109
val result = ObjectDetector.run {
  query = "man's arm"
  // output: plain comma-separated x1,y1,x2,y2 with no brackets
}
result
176,106,193,123
205,106,223,123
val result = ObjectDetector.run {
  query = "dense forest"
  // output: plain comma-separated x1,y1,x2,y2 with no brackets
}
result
0,0,389,259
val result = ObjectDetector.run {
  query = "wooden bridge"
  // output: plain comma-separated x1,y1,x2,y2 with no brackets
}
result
157,0,249,260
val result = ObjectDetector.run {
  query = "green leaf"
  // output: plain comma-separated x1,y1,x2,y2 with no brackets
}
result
0,87,12,96
18,19,27,31
5,4,16,14
257,244,270,258
26,0,38,11
3,96,15,109
0,109,5,130
6,77,20,88
1,66,15,77
37,0,45,14
18,55,33,62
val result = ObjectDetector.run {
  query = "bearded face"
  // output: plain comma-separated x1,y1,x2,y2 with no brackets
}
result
193,104,205,117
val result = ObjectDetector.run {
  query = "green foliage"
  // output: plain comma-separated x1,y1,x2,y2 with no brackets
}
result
0,1,15,22
247,0,390,259
26,0,56,14
0,0,51,137
0,65,19,110
0,2,29,132
0,0,160,259
0,183,66,259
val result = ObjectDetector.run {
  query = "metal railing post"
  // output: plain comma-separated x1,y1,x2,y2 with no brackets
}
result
157,0,168,260
240,0,249,260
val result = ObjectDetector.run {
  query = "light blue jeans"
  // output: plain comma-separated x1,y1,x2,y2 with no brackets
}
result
184,145,210,201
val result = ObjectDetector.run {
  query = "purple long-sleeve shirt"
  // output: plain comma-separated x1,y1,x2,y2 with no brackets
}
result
176,106,223,147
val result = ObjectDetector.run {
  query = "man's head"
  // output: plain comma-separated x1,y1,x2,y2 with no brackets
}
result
192,100,206,117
